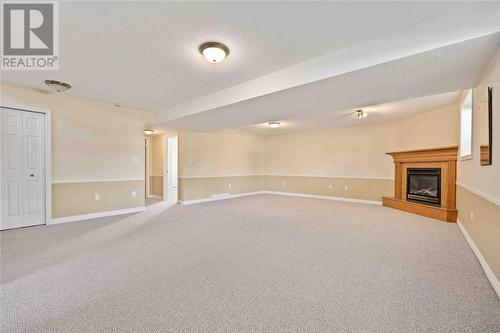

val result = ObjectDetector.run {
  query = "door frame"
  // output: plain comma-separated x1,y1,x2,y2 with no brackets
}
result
1,102,52,226
163,133,178,200
144,136,152,198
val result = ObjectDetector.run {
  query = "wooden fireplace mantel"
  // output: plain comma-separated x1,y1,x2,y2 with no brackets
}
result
383,146,458,222
385,146,460,163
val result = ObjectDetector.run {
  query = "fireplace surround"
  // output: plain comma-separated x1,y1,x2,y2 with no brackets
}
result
382,146,458,222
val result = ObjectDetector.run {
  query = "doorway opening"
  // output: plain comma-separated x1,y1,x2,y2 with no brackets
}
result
164,135,178,203
144,132,178,206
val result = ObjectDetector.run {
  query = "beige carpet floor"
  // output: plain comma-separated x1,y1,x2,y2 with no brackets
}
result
1,194,499,332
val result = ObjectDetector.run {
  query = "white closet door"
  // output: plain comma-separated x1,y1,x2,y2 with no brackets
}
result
2,109,24,229
22,111,45,225
1,108,45,230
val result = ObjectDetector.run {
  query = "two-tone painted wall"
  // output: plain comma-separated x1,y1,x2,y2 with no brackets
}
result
178,128,266,201
178,104,459,203
1,82,154,221
456,50,500,292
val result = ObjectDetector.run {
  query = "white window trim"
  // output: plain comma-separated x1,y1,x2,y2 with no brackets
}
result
459,89,473,161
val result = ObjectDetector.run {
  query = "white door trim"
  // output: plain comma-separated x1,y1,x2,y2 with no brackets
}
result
163,133,178,200
144,136,152,198
163,135,168,201
1,102,52,226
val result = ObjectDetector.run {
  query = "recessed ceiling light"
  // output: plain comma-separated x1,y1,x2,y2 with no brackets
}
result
356,110,367,119
268,121,280,129
44,80,71,92
199,42,230,63
144,129,154,135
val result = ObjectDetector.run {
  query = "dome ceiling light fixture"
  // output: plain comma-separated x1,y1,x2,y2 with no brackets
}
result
199,41,230,63
44,80,71,92
268,121,280,129
143,129,154,135
356,110,367,119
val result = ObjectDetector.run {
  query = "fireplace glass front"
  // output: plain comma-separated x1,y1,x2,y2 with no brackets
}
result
406,168,441,205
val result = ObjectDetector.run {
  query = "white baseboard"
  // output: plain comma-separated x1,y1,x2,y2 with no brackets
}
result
457,219,500,299
262,191,382,205
180,190,381,206
149,195,163,200
50,207,145,225
179,191,265,205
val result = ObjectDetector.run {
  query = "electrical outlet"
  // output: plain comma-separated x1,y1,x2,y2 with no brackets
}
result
283,181,287,187
470,211,474,221
131,191,137,197
94,193,100,201
133,157,139,163
344,185,348,190
328,184,333,189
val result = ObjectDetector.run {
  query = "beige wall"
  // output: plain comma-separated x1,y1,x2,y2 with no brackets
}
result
150,176,163,197
1,82,154,217
457,50,500,282
146,131,177,198
178,129,265,201
457,186,500,281
181,129,266,178
178,105,459,202
150,134,164,197
265,104,459,179
391,104,460,151
265,176,393,201
151,134,164,177
457,53,500,201
179,176,264,201
1,82,153,181
52,181,145,218
259,104,458,201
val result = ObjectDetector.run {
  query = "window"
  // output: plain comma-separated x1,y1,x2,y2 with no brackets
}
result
460,89,473,159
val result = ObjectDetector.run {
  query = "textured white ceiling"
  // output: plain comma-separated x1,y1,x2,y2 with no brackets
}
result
2,1,500,125
239,92,461,136
161,34,500,132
